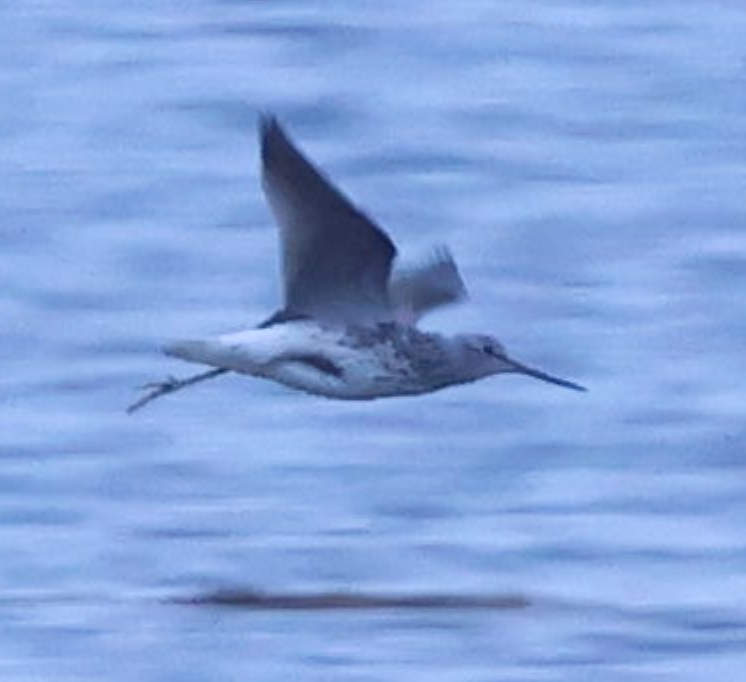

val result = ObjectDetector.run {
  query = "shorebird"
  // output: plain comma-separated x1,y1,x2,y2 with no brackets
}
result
128,116,585,413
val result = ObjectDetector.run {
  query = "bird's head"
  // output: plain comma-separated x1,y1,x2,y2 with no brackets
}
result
455,333,586,392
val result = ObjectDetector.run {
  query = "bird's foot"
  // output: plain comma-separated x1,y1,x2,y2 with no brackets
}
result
128,376,184,414
127,368,229,414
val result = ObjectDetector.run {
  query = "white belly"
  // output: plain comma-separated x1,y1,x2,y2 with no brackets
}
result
164,321,427,400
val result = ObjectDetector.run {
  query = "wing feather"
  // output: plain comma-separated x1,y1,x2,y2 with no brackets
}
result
260,116,396,324
389,247,467,323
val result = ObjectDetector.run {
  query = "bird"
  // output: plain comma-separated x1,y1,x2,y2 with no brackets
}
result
127,116,585,413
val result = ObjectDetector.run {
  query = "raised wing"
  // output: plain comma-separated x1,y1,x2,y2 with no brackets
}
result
260,116,396,325
389,247,467,323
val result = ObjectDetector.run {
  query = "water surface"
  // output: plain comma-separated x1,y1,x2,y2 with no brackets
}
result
2,1,746,680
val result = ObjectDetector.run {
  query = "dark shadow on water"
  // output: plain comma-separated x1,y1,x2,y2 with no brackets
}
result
172,589,531,611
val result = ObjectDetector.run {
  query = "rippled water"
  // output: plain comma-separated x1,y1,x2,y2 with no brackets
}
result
3,1,746,679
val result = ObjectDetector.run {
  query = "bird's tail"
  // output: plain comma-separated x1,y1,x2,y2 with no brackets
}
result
164,338,263,376
164,339,221,366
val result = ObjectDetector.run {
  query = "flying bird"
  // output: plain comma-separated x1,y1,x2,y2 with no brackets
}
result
128,117,584,413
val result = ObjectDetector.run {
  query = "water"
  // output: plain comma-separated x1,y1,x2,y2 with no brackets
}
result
2,0,746,679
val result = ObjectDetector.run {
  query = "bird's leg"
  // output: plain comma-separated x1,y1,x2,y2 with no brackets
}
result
127,368,229,414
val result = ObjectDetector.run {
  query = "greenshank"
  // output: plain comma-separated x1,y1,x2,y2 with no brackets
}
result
128,117,584,413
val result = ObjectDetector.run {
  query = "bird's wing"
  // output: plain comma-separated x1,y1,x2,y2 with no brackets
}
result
260,116,396,325
388,247,467,323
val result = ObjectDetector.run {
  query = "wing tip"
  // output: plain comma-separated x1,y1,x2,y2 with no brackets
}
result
258,111,279,136
259,113,292,164
429,245,469,300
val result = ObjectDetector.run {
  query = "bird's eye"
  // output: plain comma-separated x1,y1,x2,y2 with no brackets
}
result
482,345,492,355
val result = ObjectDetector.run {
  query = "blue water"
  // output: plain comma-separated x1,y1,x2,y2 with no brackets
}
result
2,1,746,679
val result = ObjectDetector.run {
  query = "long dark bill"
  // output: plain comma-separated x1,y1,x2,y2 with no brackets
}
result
503,357,587,392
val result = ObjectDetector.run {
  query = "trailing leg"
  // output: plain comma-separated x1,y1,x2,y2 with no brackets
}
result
127,368,229,414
